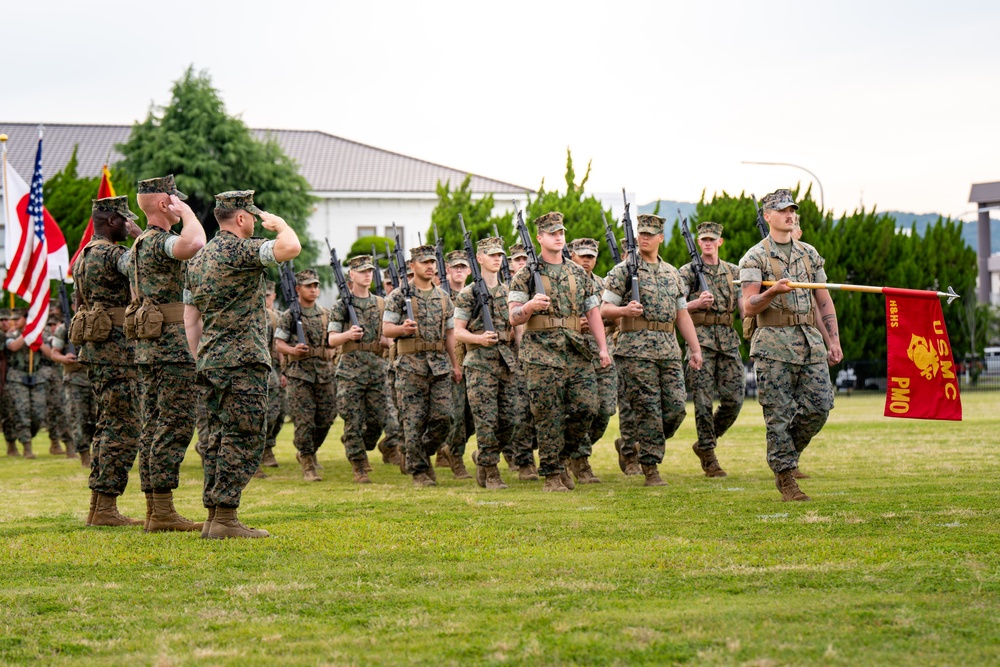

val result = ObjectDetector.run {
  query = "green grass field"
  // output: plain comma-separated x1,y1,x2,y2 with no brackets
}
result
1,392,998,666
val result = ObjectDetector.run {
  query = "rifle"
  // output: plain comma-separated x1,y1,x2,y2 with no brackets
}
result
562,244,573,262
371,243,386,297
751,194,769,239
385,240,400,290
279,262,307,345
459,214,495,333
391,223,415,322
493,223,512,283
621,189,641,304
56,267,75,356
603,211,622,264
433,222,450,296
679,209,710,294
327,240,360,330
512,199,545,296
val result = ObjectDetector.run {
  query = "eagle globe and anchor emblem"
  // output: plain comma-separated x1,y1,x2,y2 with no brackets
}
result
907,334,941,380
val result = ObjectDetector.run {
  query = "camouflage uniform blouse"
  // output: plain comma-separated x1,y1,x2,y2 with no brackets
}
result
678,260,742,354
508,260,601,369
183,231,277,371
328,294,385,383
276,305,335,383
453,280,517,373
738,237,827,365
602,257,687,361
72,235,133,366
383,286,454,377
5,329,44,380
51,323,90,387
130,226,194,365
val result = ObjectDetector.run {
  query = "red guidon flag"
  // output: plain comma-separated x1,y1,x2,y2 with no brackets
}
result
884,288,962,421
67,165,115,277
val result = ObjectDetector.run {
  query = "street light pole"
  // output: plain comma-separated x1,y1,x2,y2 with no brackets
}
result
742,161,825,212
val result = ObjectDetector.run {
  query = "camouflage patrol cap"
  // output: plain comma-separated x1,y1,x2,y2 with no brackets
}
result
214,190,262,215
477,237,505,255
405,266,415,277
697,221,723,240
92,196,139,221
348,255,375,272
761,189,798,211
47,314,60,326
410,245,436,263
295,269,320,286
533,211,565,233
0,309,10,320
382,268,393,281
137,174,187,200
570,238,599,257
264,280,276,295
508,243,528,259
11,308,27,319
636,214,665,235
445,250,469,268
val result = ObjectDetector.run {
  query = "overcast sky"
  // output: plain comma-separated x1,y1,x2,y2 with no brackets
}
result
3,0,998,218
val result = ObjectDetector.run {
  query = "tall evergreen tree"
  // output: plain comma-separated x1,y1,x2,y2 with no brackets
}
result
427,175,512,256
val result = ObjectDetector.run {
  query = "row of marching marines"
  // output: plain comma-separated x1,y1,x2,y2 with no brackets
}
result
6,176,841,538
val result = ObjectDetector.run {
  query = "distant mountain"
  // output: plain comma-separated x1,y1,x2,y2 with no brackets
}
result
640,200,999,254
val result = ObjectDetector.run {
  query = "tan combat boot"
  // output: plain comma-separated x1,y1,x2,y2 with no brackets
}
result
298,452,321,482
518,463,540,481
90,493,142,527
615,438,641,476
65,441,78,459
558,459,576,490
543,474,569,492
144,493,153,531
472,450,486,488
572,457,602,484
503,451,519,473
361,452,373,473
484,465,508,490
147,492,204,532
85,490,98,526
450,454,472,480
80,450,92,468
377,437,393,464
201,507,216,539
351,459,372,484
49,440,66,456
692,443,728,478
206,507,269,539
776,470,811,501
6,441,17,457
22,442,35,460
260,447,278,468
435,446,453,469
252,469,268,479
641,463,668,487
791,469,810,479
412,471,437,487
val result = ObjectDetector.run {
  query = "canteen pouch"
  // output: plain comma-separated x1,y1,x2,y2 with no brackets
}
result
742,316,757,340
135,298,164,339
69,311,87,346
82,303,112,342
124,300,141,340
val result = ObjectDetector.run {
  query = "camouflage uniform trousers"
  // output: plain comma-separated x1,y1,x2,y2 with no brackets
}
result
137,363,197,493
266,367,284,450
395,367,453,475
754,357,834,474
380,367,404,449
64,381,97,456
616,357,687,466
198,364,268,508
525,355,599,478
195,382,211,457
505,369,537,468
1,388,16,444
576,361,617,459
287,377,337,456
466,365,522,468
87,364,140,497
41,366,70,445
5,375,48,445
337,375,387,462
686,347,745,452
446,377,475,459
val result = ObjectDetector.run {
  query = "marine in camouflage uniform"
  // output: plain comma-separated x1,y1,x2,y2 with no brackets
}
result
1,309,17,456
383,245,460,487
454,237,524,490
508,212,612,492
185,190,298,538
133,176,206,532
261,281,284,469
504,243,538,474
601,214,704,487
738,189,842,502
328,255,388,484
74,196,143,526
678,221,745,478
612,235,640,476
4,310,48,458
49,322,97,468
376,268,405,466
40,316,69,455
568,237,618,484
274,269,337,482
439,249,474,479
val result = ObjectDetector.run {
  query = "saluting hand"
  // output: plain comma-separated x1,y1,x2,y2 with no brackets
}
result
260,212,288,232
166,194,194,219
346,325,364,341
125,219,142,239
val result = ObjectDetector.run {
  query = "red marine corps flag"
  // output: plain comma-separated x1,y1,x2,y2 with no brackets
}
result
884,288,962,421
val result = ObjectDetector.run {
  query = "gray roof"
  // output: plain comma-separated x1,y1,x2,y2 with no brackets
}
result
969,181,1000,207
0,122,532,195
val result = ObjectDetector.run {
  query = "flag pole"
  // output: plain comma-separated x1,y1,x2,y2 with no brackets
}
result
1,134,10,300
734,280,961,304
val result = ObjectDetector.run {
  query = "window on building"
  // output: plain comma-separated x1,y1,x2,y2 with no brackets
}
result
386,226,403,243
357,226,377,239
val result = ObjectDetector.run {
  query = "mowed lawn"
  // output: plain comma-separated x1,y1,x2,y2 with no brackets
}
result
1,392,997,666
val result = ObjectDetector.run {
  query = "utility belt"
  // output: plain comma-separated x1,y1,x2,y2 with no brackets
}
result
525,315,581,332
465,330,511,352
688,311,734,327
287,347,336,362
395,338,446,355
341,341,382,355
124,300,185,340
63,361,85,375
68,303,127,345
756,309,815,328
619,317,674,333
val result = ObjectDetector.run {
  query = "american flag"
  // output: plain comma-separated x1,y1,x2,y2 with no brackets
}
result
3,135,50,349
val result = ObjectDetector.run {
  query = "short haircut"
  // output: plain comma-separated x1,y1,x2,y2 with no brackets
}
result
214,208,239,224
